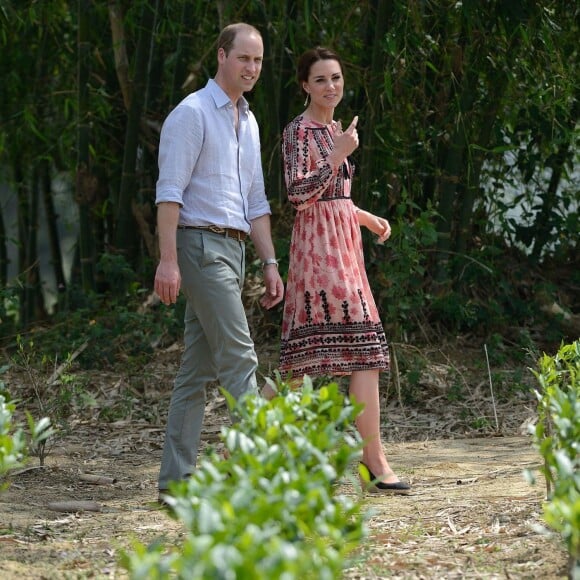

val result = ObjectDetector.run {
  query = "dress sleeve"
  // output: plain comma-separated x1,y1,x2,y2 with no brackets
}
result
282,121,339,211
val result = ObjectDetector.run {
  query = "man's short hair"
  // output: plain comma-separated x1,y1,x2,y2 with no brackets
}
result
218,22,262,56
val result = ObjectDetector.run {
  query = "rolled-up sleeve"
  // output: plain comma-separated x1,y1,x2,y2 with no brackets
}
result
156,105,203,206
246,118,271,221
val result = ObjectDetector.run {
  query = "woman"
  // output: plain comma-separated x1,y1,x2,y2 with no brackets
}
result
278,47,410,494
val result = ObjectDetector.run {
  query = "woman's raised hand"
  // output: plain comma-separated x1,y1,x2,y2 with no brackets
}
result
330,115,359,165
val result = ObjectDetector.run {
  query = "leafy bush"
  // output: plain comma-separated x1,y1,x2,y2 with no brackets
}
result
372,195,438,334
0,394,26,479
1,380,53,485
0,285,19,338
121,377,366,579
529,340,580,577
4,293,185,369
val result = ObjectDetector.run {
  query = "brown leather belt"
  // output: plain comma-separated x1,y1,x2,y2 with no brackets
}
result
178,224,247,241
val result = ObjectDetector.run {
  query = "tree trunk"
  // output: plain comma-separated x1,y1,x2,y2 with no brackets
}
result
16,164,45,327
41,160,67,308
114,0,157,258
170,1,195,108
77,0,96,293
108,1,131,111
530,96,580,261
15,161,29,326
434,68,478,283
455,92,504,256
255,1,284,202
455,16,524,258
359,0,392,211
26,166,46,323
0,199,7,289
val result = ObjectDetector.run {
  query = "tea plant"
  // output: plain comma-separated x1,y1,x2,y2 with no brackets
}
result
1,376,53,487
0,395,26,481
529,340,580,578
121,376,366,579
10,337,91,464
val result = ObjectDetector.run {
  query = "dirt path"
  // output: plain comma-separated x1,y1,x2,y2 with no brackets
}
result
0,424,568,579
344,436,567,579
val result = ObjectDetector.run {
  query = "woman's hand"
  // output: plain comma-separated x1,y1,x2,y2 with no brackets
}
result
329,116,359,166
357,209,391,244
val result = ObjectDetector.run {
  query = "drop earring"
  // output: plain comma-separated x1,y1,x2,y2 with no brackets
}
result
304,93,310,107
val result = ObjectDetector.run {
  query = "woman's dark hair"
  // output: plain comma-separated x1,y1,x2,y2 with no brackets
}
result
296,47,343,93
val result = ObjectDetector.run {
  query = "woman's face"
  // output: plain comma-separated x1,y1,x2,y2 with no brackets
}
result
303,58,344,110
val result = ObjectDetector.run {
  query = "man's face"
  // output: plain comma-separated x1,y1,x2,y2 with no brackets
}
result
218,31,264,97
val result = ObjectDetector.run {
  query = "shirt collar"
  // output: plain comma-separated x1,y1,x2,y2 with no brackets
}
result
207,79,249,113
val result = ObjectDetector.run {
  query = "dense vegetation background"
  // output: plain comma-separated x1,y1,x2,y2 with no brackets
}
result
0,0,578,362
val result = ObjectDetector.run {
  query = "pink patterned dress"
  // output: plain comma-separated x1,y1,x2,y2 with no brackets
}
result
279,115,390,377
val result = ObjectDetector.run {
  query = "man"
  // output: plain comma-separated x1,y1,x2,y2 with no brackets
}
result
154,23,284,495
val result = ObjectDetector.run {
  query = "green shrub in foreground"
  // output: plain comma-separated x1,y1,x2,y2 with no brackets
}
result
121,377,366,579
530,340,580,578
0,392,53,487
0,394,26,480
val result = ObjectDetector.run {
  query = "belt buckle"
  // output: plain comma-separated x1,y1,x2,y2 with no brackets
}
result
208,225,226,235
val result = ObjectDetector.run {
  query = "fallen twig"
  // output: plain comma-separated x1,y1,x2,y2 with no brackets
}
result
47,341,89,385
484,344,500,431
47,500,102,513
78,473,117,485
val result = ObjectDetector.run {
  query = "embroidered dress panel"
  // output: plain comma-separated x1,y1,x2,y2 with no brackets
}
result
280,115,389,376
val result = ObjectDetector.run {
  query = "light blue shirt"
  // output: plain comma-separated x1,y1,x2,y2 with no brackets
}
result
155,79,271,233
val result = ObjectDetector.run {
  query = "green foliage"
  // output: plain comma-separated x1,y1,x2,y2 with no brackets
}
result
359,0,579,312
372,195,438,333
13,293,186,369
396,354,426,406
0,367,53,485
0,394,26,480
421,240,569,337
10,337,66,464
98,387,138,423
0,393,53,485
491,368,532,402
0,0,577,346
121,376,366,579
530,340,580,573
49,371,96,424
0,285,19,336
96,253,139,296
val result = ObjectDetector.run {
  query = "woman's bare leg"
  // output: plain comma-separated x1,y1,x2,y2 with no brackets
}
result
349,369,401,484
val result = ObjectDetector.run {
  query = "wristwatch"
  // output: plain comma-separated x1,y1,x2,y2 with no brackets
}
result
261,258,279,269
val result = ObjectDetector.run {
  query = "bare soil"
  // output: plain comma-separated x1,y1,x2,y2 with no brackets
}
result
0,343,570,579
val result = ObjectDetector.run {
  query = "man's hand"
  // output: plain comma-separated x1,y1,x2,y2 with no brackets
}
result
154,259,181,305
154,202,181,305
259,265,284,309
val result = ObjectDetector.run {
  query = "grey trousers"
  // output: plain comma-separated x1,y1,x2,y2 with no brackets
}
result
158,229,258,490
